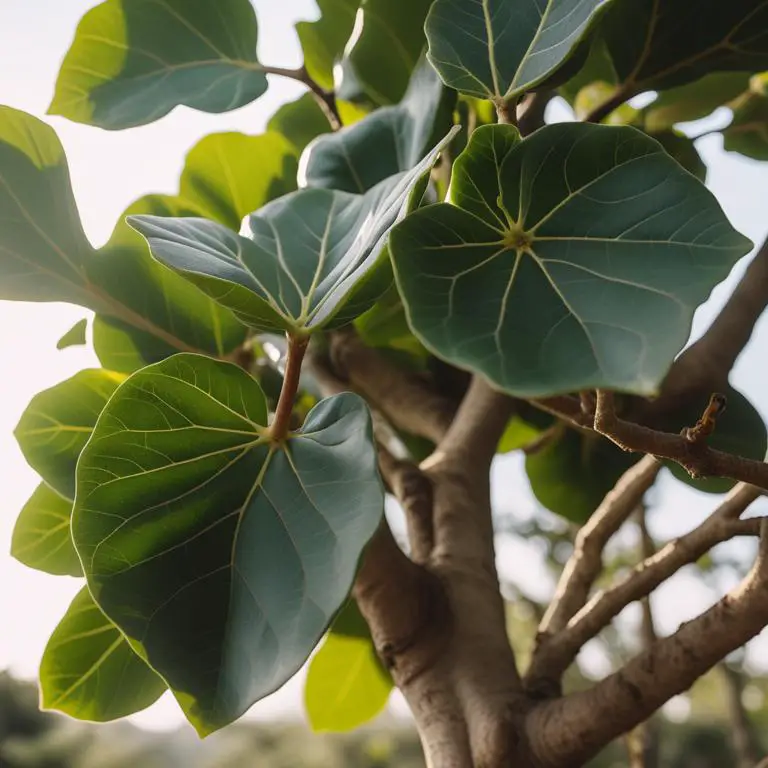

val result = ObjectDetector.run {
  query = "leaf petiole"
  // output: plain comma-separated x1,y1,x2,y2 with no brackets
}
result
269,333,310,441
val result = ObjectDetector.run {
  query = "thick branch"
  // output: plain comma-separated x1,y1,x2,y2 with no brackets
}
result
660,237,768,400
528,519,768,767
594,390,768,491
532,484,763,686
329,329,457,445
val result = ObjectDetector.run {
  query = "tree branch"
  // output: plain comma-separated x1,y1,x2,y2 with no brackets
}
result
262,64,342,130
594,390,768,491
528,519,768,767
329,329,457,445
531,484,764,687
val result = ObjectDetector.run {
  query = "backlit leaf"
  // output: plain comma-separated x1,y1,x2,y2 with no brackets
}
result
391,123,752,397
268,94,334,153
56,318,88,350
72,354,383,735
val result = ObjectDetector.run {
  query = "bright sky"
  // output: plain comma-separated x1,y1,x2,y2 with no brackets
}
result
1,0,767,734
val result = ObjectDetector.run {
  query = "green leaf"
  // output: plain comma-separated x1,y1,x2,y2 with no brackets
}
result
268,94,334,153
391,123,752,398
72,354,384,735
15,369,124,500
663,386,768,493
526,427,638,523
602,0,768,94
0,108,247,364
339,0,434,105
643,73,750,132
296,0,358,92
128,128,458,334
574,81,640,124
557,35,618,104
652,130,707,182
724,91,768,161
303,56,455,193
40,587,166,721
11,484,81,577
48,0,268,129
498,417,544,454
305,601,392,732
425,0,607,103
179,132,299,231
56,318,88,350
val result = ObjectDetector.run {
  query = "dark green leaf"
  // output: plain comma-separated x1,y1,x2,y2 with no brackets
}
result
40,587,166,721
305,601,392,732
179,132,298,231
0,108,247,364
304,56,455,193
268,94,333,153
128,128,458,333
342,0,433,104
56,318,88,350
557,36,618,104
602,0,768,94
391,123,752,397
526,427,638,523
15,369,124,500
663,386,767,493
425,0,607,103
11,484,81,577
72,354,383,735
49,0,267,129
653,130,707,182
724,90,768,161
296,0,358,92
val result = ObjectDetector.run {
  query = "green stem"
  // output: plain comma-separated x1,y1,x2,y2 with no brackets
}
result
269,334,309,441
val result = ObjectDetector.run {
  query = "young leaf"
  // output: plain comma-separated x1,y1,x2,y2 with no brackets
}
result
602,0,768,94
179,132,299,231
425,0,608,104
303,56,455,193
15,369,125,500
305,601,393,732
72,354,384,736
12,484,81,577
48,0,268,129
56,318,88,350
128,128,458,334
391,123,752,398
40,587,166,721
0,108,247,364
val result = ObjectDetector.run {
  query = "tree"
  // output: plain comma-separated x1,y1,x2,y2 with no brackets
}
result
3,0,768,765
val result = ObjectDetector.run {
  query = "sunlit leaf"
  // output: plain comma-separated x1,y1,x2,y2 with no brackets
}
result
40,587,166,721
56,318,88,350
15,369,124,500
128,128,458,333
49,0,268,129
425,0,608,103
391,123,752,397
12,484,81,577
72,354,383,735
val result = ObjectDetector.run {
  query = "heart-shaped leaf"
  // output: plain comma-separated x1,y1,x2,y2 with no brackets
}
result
296,0,358,92
268,94,334,153
601,0,768,94
0,108,247,366
179,132,299,231
425,0,608,104
40,587,166,721
72,354,383,735
56,318,88,351
48,0,268,129
305,601,392,732
128,128,458,334
12,484,81,577
15,369,125,500
391,123,752,397
303,56,455,193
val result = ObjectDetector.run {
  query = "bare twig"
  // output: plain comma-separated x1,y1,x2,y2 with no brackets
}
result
528,520,768,767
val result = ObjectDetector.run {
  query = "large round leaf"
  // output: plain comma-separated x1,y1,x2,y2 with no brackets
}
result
72,354,384,735
12,484,81,577
48,0,268,129
15,369,124,500
127,128,458,334
425,0,608,103
40,587,166,722
390,123,752,397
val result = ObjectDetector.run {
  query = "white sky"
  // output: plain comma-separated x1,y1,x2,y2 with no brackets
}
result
1,0,767,734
